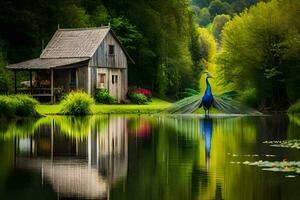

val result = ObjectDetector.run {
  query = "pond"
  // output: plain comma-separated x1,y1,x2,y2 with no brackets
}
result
0,114,300,200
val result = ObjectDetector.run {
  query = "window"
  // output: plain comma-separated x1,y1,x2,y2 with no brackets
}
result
97,73,106,88
70,70,77,88
108,45,115,55
112,75,118,84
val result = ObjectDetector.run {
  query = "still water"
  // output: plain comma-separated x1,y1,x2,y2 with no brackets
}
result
0,114,300,200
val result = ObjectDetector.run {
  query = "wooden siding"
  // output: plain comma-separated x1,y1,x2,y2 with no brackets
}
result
78,66,88,92
89,32,127,69
89,32,128,100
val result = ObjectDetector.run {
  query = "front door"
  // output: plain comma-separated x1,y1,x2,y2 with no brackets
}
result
111,73,119,100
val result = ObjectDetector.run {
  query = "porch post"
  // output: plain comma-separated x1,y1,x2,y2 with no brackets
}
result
29,70,33,94
51,68,54,104
14,70,17,94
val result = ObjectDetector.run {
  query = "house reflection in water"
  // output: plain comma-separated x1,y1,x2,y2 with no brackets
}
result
15,116,128,199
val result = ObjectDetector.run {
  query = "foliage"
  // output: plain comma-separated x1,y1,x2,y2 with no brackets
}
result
0,40,11,94
237,88,258,108
0,0,200,97
0,95,39,117
288,100,300,113
219,0,300,110
95,89,116,104
198,28,217,62
13,94,39,116
209,0,233,17
60,91,94,115
0,96,15,117
198,8,212,26
128,87,152,99
129,93,148,105
212,14,231,42
110,17,143,52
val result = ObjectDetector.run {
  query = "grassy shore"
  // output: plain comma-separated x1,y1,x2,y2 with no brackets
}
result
37,98,171,115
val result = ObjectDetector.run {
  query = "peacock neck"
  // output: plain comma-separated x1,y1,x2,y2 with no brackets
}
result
205,77,212,95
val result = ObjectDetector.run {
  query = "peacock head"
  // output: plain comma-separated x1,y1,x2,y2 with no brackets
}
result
204,72,213,79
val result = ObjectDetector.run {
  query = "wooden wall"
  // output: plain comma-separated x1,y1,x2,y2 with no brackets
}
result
89,32,128,69
88,31,128,101
78,66,88,92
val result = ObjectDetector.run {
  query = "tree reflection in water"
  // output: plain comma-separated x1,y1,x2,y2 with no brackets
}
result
1,115,300,200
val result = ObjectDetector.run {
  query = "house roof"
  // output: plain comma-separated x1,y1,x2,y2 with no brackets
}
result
7,26,133,70
40,27,110,59
7,58,89,69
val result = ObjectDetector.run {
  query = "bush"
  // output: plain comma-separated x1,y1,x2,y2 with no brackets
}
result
128,87,152,104
0,95,39,117
13,95,39,116
95,89,116,104
0,96,15,117
60,91,94,115
129,93,148,104
288,100,300,113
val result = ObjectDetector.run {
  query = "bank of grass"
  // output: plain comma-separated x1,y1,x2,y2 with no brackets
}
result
37,98,171,115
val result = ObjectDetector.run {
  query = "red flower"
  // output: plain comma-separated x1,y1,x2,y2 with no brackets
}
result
131,87,152,98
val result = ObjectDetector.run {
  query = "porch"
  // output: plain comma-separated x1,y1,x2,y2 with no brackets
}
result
7,57,89,103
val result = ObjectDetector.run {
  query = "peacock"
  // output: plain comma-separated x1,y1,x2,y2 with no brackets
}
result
162,72,261,116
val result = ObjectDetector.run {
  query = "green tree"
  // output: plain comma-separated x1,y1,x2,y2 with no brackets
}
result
212,14,231,42
198,8,212,26
219,0,300,109
209,0,232,17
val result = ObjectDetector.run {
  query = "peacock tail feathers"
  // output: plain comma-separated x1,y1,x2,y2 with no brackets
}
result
162,89,262,115
161,94,202,114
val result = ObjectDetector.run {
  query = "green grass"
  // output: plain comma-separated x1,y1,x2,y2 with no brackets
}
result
36,98,171,115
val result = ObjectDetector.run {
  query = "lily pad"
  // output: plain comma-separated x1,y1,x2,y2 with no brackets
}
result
263,140,300,149
242,160,300,174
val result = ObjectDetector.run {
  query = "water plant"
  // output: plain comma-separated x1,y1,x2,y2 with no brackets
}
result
263,140,300,149
60,91,94,115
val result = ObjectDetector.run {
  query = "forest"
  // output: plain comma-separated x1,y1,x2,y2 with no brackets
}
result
0,0,299,111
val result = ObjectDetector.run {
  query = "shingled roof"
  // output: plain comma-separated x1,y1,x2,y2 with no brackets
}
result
7,26,133,69
40,27,110,58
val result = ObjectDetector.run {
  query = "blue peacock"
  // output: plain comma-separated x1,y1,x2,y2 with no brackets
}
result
162,72,261,115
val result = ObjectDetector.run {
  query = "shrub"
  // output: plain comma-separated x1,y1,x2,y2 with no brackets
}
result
0,96,15,117
0,95,39,117
128,87,152,103
60,91,94,115
95,89,116,104
133,88,152,98
129,93,148,104
13,95,39,116
288,100,300,113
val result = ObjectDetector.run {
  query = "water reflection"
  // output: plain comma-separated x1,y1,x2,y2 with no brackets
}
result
2,116,128,199
0,115,300,200
199,118,212,167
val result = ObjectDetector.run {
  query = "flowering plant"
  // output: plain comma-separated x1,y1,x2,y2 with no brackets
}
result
133,87,152,98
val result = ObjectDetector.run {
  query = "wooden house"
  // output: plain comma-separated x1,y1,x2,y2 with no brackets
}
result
6,27,133,103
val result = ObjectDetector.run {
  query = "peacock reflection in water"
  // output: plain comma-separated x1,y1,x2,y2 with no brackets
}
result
200,118,213,167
